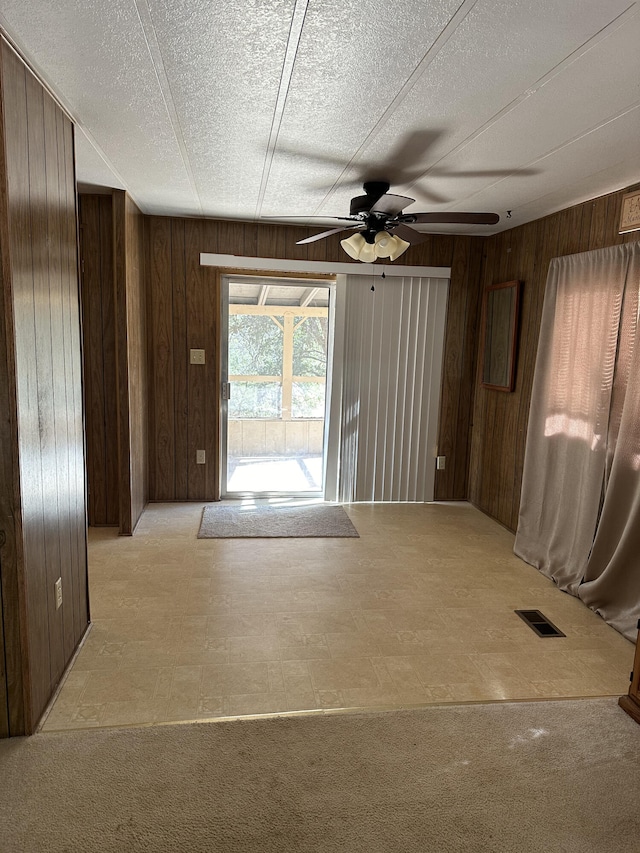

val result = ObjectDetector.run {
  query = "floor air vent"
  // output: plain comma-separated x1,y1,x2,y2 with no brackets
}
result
515,610,565,638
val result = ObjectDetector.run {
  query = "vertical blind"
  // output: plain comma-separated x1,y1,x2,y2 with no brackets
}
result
339,275,449,502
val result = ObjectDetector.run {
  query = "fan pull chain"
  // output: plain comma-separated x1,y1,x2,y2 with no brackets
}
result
371,266,386,292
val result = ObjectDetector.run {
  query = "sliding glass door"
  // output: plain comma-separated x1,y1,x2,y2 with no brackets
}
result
221,276,332,497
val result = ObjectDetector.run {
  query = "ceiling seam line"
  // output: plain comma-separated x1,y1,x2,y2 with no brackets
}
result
313,0,480,214
404,2,640,196
133,0,205,215
254,0,310,220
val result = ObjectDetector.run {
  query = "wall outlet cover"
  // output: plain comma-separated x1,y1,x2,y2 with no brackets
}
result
196,449,206,464
190,348,206,365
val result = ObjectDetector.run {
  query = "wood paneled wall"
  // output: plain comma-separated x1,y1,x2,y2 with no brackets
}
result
469,183,640,532
146,217,479,502
433,236,484,499
80,190,148,534
113,190,148,533
147,218,220,500
79,194,118,526
0,40,88,734
0,88,19,737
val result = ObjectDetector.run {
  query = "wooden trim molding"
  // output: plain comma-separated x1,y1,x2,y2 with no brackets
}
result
619,624,640,725
200,252,450,279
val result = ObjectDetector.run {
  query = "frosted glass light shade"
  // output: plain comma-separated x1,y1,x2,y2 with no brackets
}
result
388,236,410,260
341,232,366,259
358,241,377,263
374,231,394,258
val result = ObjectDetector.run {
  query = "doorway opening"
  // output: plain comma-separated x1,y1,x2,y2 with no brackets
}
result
221,276,334,498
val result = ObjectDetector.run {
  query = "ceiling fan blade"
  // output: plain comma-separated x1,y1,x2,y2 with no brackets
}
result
403,212,500,225
391,223,428,244
370,193,415,216
296,226,359,245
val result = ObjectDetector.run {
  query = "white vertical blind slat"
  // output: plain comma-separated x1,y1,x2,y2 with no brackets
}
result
340,274,448,502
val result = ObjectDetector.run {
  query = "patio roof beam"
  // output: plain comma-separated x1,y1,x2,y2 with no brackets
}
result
299,287,320,307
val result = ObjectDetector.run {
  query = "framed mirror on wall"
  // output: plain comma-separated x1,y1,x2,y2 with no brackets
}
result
481,280,521,391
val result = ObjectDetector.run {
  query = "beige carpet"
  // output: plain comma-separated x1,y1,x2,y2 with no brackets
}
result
197,503,359,538
2,699,640,851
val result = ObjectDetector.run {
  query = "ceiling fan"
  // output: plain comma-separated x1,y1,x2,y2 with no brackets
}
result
293,181,499,262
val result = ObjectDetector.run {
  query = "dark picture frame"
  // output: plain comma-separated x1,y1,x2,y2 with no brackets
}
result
619,189,640,234
480,280,521,392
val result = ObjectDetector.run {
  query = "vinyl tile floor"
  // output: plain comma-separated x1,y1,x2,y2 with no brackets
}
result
41,501,634,731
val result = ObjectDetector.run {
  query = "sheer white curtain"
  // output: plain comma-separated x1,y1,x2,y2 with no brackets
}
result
515,242,640,639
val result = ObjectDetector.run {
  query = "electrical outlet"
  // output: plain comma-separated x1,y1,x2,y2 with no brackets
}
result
436,456,446,470
55,577,63,610
190,348,205,365
196,449,206,464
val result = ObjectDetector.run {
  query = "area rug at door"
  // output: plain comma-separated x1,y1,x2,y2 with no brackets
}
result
197,502,359,538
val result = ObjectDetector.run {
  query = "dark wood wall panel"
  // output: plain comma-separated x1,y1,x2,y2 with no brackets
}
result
59,110,86,659
124,193,148,531
185,220,207,498
113,190,148,534
147,218,220,501
172,221,188,500
82,189,148,535
0,50,22,735
0,40,88,734
469,183,640,532
433,236,484,499
148,217,175,499
61,115,88,652
146,216,474,502
79,194,118,526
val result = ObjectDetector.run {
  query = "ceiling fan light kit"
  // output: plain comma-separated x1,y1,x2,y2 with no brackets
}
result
340,231,410,263
296,181,499,262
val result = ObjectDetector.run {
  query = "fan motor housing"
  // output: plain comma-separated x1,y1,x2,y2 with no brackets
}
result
349,195,373,215
349,180,391,215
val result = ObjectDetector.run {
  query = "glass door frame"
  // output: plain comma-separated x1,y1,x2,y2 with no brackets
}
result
220,274,336,500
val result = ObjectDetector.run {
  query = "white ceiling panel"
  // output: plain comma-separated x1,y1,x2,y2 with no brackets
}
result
74,129,126,191
0,0,197,212
259,0,465,215
456,106,640,228
318,0,637,216
145,0,295,216
412,7,640,207
420,6,640,176
0,0,638,236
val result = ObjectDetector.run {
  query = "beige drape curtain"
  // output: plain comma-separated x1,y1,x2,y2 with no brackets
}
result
514,242,640,640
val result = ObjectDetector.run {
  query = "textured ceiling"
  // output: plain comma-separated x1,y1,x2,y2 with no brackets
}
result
1,0,638,234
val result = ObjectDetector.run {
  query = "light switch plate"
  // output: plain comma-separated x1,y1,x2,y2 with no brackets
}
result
190,348,205,365
196,449,206,464
436,456,446,470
